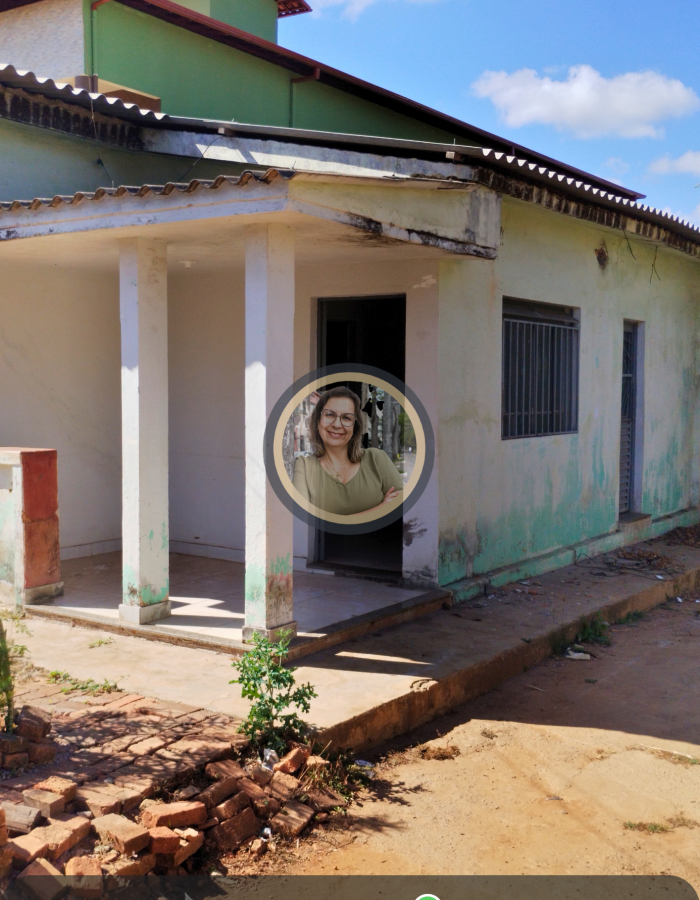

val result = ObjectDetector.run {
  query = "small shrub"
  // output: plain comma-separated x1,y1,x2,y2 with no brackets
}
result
230,630,317,755
576,614,611,646
0,610,30,733
624,821,668,834
617,611,644,626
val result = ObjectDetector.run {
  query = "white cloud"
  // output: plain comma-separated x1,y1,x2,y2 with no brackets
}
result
472,65,700,139
311,0,441,20
648,150,700,176
602,156,630,177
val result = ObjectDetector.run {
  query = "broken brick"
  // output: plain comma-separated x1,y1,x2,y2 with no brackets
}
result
18,706,52,738
46,815,91,844
93,814,150,855
270,800,314,838
141,800,207,829
273,747,308,774
196,775,240,809
156,830,204,868
74,788,120,818
64,855,103,899
16,857,65,900
211,807,260,850
212,791,250,822
148,826,179,854
304,787,346,813
31,823,76,861
0,844,11,878
253,796,280,819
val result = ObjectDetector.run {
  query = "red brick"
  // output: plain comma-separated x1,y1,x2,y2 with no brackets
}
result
270,800,315,838
93,813,150,855
196,775,240,809
104,851,155,882
33,778,77,802
8,832,49,864
16,857,65,900
267,772,299,803
27,743,57,766
0,733,28,754
46,815,91,844
212,791,250,822
0,823,8,845
32,823,75,861
4,751,29,769
128,736,166,757
155,830,204,868
22,790,65,818
211,807,260,850
140,801,207,829
0,844,11,877
110,773,157,799
74,788,120,817
205,760,246,782
148,826,179,854
273,747,308,774
64,856,103,899
17,706,53,735
101,694,144,712
87,783,141,812
304,787,346,813
253,796,280,819
237,777,266,803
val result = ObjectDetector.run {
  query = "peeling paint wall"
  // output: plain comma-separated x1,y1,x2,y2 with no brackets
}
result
437,198,700,583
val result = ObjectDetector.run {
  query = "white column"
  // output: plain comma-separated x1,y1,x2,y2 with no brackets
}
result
243,224,296,641
118,238,171,624
403,273,440,586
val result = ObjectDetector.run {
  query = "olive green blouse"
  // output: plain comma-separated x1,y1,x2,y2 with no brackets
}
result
292,448,405,516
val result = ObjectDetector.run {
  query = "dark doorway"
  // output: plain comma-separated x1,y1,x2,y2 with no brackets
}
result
314,295,406,579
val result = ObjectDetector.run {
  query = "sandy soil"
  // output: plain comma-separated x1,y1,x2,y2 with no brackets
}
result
292,599,700,887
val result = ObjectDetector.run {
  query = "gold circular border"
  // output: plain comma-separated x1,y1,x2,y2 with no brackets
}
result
273,372,427,525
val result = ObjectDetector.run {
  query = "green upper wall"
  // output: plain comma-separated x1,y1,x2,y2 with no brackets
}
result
89,1,461,141
174,0,279,42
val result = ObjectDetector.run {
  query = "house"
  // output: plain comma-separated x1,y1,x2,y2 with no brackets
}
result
0,0,698,648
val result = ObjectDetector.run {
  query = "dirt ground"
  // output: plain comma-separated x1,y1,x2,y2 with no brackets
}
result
290,598,700,888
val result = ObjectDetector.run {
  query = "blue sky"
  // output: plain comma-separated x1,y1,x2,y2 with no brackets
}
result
279,0,700,223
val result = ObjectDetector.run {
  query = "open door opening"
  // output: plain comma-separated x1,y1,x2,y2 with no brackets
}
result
313,295,406,580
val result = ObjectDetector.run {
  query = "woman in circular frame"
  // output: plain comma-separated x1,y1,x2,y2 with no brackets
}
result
292,386,405,517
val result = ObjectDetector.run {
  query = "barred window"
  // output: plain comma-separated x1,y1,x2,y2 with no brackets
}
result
502,298,580,439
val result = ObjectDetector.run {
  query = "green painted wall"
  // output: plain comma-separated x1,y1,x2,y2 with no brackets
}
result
90,2,463,140
174,0,278,42
0,117,248,200
436,199,700,584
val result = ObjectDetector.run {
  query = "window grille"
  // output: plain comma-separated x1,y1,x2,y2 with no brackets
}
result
502,299,580,439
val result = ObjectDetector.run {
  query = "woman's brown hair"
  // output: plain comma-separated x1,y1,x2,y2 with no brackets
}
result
309,387,365,464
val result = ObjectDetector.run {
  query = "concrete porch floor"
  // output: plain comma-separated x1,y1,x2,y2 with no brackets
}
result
47,551,433,648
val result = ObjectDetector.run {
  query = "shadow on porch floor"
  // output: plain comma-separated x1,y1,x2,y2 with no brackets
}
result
52,551,428,642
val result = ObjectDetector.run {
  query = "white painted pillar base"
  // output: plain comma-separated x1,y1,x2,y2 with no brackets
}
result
243,224,296,643
118,238,171,625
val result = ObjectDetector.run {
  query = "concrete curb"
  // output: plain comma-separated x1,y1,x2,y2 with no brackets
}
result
316,561,700,752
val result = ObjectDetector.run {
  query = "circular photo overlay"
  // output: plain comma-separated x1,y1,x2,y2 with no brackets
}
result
264,364,434,535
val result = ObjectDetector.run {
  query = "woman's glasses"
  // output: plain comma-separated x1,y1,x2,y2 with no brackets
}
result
321,410,356,428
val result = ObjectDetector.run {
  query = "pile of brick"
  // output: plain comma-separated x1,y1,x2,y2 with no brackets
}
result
0,697,344,897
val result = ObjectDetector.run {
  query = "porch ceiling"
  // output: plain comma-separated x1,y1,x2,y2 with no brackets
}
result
0,207,446,272
0,169,500,271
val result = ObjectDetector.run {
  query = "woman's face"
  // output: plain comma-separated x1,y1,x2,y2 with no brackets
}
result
318,397,356,452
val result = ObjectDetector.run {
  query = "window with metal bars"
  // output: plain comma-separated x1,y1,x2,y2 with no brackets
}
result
502,298,580,439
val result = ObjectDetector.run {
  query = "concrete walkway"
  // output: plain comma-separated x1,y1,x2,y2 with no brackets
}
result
21,536,700,751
